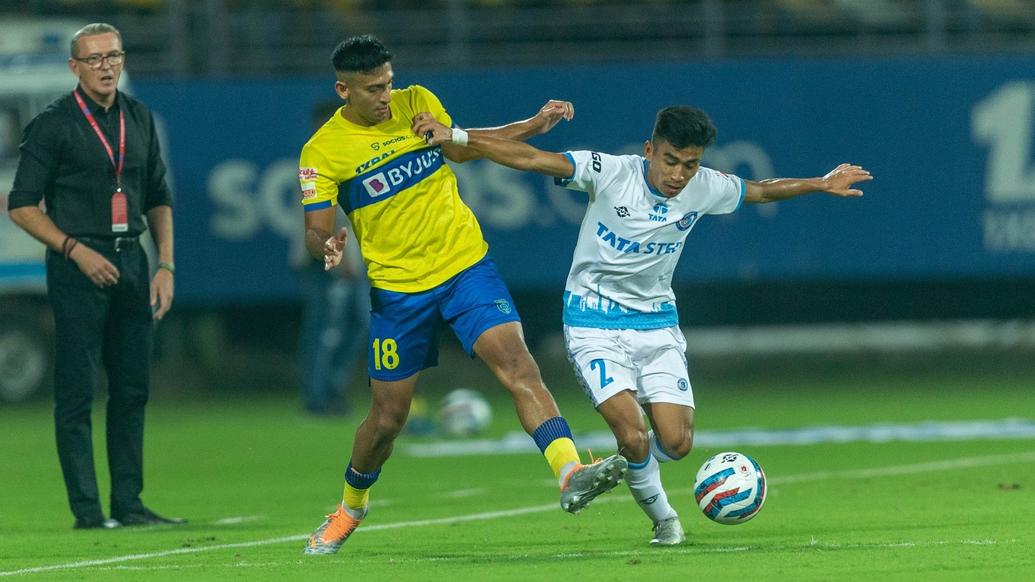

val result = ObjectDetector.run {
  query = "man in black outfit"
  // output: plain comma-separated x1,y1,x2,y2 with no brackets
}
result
8,23,183,529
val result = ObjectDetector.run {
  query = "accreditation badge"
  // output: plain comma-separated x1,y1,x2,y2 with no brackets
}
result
111,189,128,233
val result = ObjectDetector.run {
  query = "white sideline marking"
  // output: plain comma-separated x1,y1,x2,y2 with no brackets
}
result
2,451,1034,577
770,451,1035,484
404,418,1035,458
439,488,487,499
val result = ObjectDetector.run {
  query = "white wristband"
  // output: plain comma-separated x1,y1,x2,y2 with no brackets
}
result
451,128,469,146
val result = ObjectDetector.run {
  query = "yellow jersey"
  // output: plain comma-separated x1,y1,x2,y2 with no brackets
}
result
299,85,488,292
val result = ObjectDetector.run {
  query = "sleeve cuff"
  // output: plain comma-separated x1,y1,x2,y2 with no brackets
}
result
7,190,43,211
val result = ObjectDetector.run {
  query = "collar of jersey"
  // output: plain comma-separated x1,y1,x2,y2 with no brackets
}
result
641,159,667,199
76,85,122,114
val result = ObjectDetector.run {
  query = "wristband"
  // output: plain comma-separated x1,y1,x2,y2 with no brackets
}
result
63,237,79,260
158,261,176,275
451,128,469,147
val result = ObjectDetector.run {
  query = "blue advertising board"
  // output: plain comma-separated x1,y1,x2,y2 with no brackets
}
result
129,55,1035,304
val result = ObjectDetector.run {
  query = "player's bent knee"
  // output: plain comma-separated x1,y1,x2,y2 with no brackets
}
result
663,436,693,460
371,408,408,440
616,428,650,461
655,430,693,460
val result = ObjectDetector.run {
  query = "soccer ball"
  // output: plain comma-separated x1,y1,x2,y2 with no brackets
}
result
439,388,492,436
693,451,767,525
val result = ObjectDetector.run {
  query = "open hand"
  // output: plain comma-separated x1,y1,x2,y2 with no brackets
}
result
323,227,349,271
71,244,120,288
822,163,873,197
150,268,174,320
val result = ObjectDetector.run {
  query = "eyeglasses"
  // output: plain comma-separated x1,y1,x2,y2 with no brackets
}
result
73,51,126,69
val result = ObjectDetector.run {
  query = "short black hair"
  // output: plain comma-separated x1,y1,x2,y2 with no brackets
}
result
331,34,392,73
651,106,717,149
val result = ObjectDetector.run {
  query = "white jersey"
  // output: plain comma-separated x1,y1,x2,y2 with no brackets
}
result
558,150,744,330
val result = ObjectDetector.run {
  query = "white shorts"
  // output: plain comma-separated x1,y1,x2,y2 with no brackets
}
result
564,325,694,409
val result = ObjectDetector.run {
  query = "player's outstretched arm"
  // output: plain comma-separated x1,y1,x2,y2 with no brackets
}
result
414,116,574,178
744,163,873,204
469,99,574,141
422,100,573,163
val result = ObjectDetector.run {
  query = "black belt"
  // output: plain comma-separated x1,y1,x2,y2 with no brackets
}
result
77,236,140,252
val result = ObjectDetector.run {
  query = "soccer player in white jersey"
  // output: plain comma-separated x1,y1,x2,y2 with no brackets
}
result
415,106,872,545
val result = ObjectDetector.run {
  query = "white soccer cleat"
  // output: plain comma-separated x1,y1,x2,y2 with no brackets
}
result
649,516,686,546
560,454,628,514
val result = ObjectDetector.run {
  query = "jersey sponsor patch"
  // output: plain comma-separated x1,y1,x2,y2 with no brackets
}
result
344,148,446,212
298,167,318,181
301,182,317,200
363,172,391,198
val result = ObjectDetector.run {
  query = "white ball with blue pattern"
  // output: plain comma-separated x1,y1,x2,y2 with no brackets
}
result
693,451,767,525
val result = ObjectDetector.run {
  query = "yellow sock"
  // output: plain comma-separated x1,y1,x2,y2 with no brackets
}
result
343,482,369,512
544,437,581,479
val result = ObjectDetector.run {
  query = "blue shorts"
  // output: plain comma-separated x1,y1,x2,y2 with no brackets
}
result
367,256,521,381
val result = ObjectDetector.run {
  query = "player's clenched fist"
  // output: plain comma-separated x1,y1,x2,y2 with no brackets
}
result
323,227,349,271
413,115,452,147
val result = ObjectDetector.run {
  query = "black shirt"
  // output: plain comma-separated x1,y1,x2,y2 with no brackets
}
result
8,87,173,237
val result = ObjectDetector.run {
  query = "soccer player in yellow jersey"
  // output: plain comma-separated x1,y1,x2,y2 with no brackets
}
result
300,35,628,555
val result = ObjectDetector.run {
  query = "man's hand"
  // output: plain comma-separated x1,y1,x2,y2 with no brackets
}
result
150,269,174,320
70,244,120,288
533,99,574,135
413,116,454,147
821,163,873,197
323,227,349,271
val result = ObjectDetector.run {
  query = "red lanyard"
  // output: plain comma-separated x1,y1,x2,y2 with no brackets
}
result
73,89,125,190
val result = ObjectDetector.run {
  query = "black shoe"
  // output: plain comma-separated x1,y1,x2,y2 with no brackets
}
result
115,508,186,526
73,516,121,529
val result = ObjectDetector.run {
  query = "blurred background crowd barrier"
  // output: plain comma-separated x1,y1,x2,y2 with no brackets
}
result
2,0,1035,402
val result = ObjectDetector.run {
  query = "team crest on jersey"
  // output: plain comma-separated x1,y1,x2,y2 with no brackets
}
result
362,173,391,198
677,378,689,392
494,299,512,314
676,211,699,231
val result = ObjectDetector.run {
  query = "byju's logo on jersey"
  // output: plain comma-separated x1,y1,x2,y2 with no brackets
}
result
362,173,390,198
649,204,669,222
676,211,699,231
614,206,630,218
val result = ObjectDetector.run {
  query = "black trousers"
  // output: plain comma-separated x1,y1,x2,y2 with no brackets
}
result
46,240,152,521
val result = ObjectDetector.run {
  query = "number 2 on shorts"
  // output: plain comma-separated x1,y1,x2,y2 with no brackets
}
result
589,358,614,389
372,337,399,370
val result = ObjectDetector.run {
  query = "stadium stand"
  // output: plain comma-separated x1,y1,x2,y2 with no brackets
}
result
4,0,1035,76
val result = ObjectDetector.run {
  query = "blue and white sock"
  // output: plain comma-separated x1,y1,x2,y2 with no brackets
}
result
626,454,677,523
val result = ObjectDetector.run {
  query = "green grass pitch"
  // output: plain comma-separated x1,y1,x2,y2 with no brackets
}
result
1,355,1034,580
